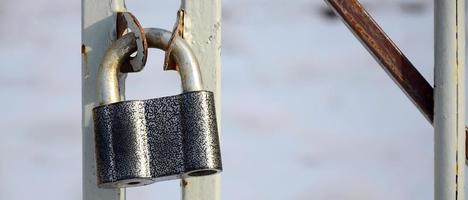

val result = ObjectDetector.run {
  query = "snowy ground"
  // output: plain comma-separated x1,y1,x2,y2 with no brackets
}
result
0,0,466,199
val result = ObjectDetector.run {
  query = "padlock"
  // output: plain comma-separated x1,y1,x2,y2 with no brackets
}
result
92,28,222,188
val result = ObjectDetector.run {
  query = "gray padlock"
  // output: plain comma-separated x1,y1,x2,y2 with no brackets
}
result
92,28,222,188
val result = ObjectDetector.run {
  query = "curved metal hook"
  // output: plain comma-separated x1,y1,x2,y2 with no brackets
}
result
97,28,203,105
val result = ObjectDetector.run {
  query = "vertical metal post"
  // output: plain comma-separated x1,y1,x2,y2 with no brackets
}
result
180,1,222,200
82,0,126,199
434,0,465,199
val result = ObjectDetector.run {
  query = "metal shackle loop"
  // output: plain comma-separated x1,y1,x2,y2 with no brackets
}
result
97,28,203,105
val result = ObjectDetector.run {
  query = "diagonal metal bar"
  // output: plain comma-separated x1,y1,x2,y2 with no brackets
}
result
324,0,468,159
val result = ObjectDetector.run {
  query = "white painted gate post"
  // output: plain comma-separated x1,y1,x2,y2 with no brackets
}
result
180,1,222,200
82,0,126,199
434,0,465,199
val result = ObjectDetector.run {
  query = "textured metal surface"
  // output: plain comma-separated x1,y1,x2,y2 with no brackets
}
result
93,91,221,188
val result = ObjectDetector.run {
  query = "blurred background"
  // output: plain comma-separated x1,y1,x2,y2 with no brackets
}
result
0,0,463,199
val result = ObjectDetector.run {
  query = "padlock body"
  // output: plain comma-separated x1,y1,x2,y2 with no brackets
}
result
93,91,221,188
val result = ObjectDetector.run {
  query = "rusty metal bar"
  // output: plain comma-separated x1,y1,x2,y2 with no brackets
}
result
324,0,468,159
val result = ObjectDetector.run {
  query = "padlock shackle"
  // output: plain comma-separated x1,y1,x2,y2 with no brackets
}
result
97,28,203,105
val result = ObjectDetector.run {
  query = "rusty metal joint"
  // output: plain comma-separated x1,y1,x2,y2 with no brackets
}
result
116,11,148,73
164,9,185,71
